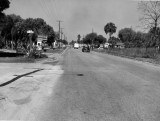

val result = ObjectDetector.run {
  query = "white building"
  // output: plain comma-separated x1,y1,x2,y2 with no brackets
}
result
37,35,48,46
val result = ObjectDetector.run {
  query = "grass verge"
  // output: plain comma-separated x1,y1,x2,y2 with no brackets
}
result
94,48,160,65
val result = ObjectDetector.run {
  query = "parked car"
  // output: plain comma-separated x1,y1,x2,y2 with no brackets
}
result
82,45,90,52
98,44,104,49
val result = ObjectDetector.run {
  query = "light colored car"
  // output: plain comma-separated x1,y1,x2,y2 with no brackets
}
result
74,43,79,49
98,45,104,49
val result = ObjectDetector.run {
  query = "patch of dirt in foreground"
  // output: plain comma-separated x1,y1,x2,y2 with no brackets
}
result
0,65,63,120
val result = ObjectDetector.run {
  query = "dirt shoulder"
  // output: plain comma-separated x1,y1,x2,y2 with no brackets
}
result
0,48,66,120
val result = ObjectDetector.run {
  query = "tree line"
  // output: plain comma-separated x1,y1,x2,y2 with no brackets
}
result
105,1,160,48
0,0,68,51
70,33,106,48
80,1,160,49
1,15,55,49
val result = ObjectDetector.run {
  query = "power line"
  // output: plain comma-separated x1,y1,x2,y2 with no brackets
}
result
38,0,51,20
39,0,55,23
50,0,59,20
43,0,56,22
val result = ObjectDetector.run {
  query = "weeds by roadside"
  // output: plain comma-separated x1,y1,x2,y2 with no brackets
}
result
0,48,66,63
94,48,160,64
0,57,35,63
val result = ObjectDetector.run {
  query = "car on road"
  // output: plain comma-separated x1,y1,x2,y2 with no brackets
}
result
82,45,90,52
74,43,79,49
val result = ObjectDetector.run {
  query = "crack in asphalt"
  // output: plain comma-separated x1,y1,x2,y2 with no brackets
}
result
0,69,43,87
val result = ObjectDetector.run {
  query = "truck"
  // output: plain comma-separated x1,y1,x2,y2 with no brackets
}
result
36,35,49,51
74,43,79,49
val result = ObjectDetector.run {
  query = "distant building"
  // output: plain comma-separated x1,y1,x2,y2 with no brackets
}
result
115,42,125,49
53,40,58,48
36,35,48,46
104,42,110,48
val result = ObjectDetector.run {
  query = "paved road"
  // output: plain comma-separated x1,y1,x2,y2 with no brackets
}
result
38,48,160,121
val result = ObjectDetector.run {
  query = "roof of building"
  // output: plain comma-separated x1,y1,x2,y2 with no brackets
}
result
116,42,124,46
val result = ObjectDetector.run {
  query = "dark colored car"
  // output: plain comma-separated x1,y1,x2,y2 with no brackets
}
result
82,45,90,52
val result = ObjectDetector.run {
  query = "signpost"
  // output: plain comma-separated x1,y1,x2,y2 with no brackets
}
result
27,30,34,55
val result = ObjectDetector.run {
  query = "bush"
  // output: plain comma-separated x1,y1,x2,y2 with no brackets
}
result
28,50,48,59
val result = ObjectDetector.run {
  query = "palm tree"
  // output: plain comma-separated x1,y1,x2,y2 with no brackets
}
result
104,22,117,39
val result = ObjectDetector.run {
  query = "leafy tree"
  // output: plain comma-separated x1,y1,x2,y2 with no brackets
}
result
0,0,10,12
1,15,55,51
61,39,68,45
104,22,117,38
14,18,55,45
118,27,156,48
95,35,106,45
47,30,55,47
1,14,22,48
108,36,120,48
84,32,97,44
77,34,81,43
0,0,10,17
147,27,160,47
118,28,136,48
0,0,10,44
132,32,146,48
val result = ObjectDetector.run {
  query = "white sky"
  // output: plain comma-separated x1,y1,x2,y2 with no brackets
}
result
5,0,141,41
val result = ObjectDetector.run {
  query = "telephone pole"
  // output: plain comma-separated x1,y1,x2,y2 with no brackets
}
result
92,28,94,50
57,20,63,47
60,28,64,40
56,20,63,40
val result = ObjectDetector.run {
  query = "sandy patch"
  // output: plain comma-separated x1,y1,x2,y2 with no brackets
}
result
0,65,63,120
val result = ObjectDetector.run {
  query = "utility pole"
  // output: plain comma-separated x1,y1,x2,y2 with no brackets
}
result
56,20,63,40
60,28,64,40
57,20,63,48
60,28,64,48
92,28,94,50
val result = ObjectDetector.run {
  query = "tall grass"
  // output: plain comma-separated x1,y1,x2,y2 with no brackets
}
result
95,48,160,59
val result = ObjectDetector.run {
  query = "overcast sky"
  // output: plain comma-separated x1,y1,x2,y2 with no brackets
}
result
5,0,140,41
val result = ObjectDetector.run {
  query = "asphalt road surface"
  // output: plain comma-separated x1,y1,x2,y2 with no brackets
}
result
37,48,160,121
